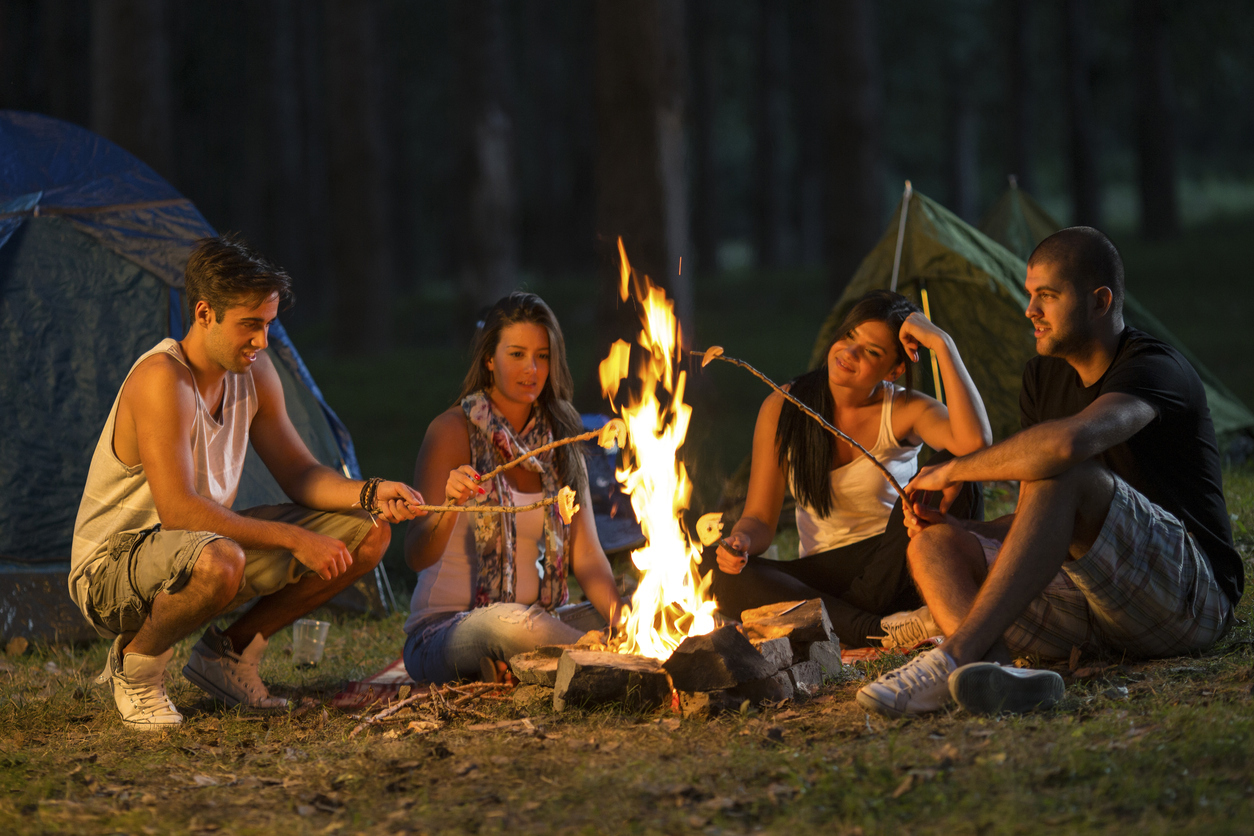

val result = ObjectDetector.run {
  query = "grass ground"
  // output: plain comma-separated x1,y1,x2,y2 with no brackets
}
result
1,465,1252,834
5,216,1253,834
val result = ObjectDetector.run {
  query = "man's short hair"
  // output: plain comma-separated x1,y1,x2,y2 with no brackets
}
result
184,235,294,323
1027,226,1124,315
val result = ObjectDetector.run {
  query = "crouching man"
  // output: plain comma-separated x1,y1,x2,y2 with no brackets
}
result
71,235,426,730
857,226,1242,717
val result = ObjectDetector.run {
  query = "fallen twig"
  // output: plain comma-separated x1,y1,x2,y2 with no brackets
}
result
691,347,908,501
348,681,514,738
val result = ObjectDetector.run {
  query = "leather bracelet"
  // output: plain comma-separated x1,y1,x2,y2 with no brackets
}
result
359,477,384,514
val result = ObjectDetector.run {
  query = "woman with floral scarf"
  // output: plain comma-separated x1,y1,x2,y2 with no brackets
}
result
402,293,624,683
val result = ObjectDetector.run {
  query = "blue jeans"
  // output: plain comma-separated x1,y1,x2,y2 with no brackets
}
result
403,602,605,684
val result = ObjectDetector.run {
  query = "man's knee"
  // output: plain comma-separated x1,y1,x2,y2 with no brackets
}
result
908,524,985,582
193,538,246,602
1020,460,1113,501
353,522,390,570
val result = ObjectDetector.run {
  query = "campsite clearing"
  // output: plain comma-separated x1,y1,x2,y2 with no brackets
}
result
0,465,1251,835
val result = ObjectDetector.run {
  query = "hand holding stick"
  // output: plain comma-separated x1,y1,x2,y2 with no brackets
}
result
474,419,627,484
690,347,908,502
407,486,582,524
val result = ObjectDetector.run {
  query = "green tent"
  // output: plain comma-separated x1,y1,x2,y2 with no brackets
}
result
811,186,1036,442
978,183,1254,440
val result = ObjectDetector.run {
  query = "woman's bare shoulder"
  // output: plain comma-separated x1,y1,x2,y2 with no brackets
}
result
425,405,471,443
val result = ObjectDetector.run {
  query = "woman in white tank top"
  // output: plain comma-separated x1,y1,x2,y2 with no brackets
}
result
401,294,624,684
709,290,992,649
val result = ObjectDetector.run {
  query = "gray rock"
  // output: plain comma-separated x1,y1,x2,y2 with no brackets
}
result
552,650,672,712
750,637,793,672
740,599,835,644
794,640,842,677
662,625,775,691
787,660,823,695
728,670,794,705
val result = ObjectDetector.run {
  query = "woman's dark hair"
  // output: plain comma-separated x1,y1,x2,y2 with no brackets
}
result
458,292,587,494
776,290,921,516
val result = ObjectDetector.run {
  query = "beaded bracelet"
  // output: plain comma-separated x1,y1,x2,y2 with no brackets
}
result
358,476,384,515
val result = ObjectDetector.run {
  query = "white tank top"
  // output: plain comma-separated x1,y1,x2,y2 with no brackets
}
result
69,339,257,619
404,490,545,633
792,384,921,557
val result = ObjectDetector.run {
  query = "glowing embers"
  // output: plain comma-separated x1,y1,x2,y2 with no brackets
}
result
598,239,717,661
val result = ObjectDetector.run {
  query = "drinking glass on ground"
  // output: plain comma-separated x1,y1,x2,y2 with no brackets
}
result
291,618,331,665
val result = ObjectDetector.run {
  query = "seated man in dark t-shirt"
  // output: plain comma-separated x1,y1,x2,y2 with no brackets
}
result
856,226,1241,718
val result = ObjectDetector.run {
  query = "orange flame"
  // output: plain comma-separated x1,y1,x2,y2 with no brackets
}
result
599,239,717,660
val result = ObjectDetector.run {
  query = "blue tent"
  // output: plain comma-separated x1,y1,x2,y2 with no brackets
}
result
0,111,394,610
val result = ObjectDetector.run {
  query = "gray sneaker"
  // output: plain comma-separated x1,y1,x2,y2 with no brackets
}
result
183,626,287,708
856,647,957,718
948,662,1065,715
96,636,183,730
879,606,942,648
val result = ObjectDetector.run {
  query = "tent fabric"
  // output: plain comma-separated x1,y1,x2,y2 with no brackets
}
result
978,184,1254,439
0,110,360,564
811,189,1037,443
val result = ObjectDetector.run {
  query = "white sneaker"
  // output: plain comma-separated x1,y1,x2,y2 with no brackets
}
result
856,647,957,718
182,626,287,708
948,662,1065,715
96,636,183,730
879,606,942,649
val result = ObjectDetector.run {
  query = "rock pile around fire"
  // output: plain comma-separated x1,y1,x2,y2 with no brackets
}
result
508,599,842,716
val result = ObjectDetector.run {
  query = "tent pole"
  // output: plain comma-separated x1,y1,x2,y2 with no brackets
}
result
889,180,913,292
920,283,945,405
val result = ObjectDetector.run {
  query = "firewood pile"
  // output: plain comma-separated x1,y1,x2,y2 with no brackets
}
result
509,599,842,717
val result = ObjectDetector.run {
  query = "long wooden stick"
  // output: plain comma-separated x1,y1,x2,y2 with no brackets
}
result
690,348,908,501
476,428,599,483
475,419,626,484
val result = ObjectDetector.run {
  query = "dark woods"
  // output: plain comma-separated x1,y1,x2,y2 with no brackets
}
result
2,0,1250,355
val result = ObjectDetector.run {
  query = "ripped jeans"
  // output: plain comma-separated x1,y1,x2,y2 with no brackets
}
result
402,602,605,684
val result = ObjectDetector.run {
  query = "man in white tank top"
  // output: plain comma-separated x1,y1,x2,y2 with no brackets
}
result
71,236,426,731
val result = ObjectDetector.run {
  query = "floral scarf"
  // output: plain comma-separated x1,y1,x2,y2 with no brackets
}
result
461,390,570,611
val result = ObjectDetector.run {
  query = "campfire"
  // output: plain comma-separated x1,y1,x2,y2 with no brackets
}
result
599,239,718,660
504,242,843,716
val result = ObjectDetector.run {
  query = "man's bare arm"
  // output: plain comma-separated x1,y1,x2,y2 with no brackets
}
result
247,352,425,524
910,392,1157,492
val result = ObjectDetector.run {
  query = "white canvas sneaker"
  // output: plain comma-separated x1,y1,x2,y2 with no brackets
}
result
948,662,1065,715
182,626,287,708
856,647,957,718
96,636,183,730
879,606,942,649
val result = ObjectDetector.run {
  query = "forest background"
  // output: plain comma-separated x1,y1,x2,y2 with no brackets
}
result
3,0,1253,581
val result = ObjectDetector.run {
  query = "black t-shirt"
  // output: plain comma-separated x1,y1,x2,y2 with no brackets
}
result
1020,328,1243,606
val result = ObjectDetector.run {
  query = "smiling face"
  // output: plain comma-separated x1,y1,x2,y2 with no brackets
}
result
199,292,279,373
1024,261,1093,358
826,319,906,392
486,322,551,409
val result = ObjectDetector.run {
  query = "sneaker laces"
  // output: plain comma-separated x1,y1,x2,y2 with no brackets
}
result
878,651,952,692
120,669,175,714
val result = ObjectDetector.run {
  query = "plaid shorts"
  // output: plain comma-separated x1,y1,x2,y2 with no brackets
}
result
986,475,1233,661
85,504,373,639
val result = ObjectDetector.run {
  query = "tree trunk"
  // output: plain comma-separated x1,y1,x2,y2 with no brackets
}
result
90,0,174,180
325,0,392,354
1064,0,1101,227
949,85,979,223
822,0,884,301
754,0,789,268
1008,0,1035,193
1134,0,1180,240
789,0,823,268
688,0,719,278
453,0,519,327
594,0,693,342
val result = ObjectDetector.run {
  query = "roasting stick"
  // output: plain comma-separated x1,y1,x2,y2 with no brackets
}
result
373,486,583,525
690,347,908,502
474,419,627,484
